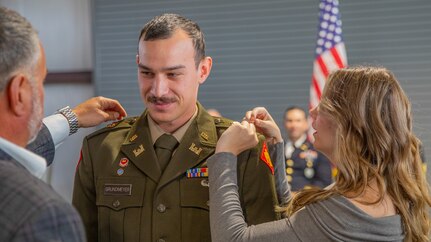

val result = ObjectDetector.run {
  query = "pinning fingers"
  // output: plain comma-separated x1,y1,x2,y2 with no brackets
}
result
244,111,253,122
249,122,256,133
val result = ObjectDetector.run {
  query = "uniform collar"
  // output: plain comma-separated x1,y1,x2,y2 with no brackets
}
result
285,134,308,159
120,102,218,186
286,134,307,149
148,105,198,144
0,136,47,179
122,101,218,148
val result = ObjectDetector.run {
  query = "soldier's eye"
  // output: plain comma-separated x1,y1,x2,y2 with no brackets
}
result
167,72,179,78
141,71,154,77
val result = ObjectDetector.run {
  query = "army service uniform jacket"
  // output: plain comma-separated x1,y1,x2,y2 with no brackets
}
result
73,103,280,242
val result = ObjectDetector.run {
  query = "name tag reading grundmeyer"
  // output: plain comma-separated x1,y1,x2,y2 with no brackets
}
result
104,184,132,196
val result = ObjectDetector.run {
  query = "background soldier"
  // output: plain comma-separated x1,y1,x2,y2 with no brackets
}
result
283,106,332,192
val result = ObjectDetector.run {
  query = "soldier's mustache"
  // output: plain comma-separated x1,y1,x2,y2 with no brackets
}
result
147,96,178,104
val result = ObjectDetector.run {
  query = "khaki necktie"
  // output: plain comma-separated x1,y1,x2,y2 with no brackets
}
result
154,134,179,171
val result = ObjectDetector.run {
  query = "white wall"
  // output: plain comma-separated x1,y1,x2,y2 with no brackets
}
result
0,0,93,71
43,83,97,202
1,0,95,202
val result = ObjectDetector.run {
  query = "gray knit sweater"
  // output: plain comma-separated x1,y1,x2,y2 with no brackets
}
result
207,143,404,242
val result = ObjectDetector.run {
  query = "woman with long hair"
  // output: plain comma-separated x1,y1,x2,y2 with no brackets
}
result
207,66,431,241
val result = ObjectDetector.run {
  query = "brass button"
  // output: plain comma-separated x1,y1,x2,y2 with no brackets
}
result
157,239,166,242
113,200,120,208
286,167,293,174
286,159,294,167
206,200,210,207
157,204,166,213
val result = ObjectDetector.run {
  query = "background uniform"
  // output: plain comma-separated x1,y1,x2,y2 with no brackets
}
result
73,102,280,242
285,139,332,191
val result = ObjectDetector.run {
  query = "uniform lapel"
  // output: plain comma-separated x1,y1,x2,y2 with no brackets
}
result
157,103,218,191
120,113,162,183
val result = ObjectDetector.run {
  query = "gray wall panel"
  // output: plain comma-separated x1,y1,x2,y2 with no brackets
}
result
93,0,431,164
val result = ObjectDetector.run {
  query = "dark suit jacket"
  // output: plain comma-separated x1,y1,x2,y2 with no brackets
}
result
0,125,86,241
26,124,56,166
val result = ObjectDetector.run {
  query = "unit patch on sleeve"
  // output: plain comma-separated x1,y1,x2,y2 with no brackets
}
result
260,142,274,175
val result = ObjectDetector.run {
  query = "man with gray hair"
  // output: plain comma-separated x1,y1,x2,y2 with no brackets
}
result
0,7,127,241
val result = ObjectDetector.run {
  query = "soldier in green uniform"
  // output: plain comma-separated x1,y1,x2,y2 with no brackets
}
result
72,13,280,242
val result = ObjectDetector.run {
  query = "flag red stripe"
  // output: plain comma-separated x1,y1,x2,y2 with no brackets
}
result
309,0,347,141
330,47,344,68
312,76,322,99
316,55,329,78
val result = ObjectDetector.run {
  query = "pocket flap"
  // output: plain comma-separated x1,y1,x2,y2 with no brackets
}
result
180,178,209,210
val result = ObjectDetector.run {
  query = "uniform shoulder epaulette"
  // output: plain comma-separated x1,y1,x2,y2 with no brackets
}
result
213,116,233,139
213,116,233,128
212,116,265,141
86,116,138,139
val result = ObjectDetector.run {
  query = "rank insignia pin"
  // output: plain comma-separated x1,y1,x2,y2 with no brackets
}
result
200,132,209,141
129,134,138,142
107,121,119,128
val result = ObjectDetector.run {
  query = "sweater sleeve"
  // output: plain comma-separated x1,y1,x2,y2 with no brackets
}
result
207,152,404,242
268,141,291,206
208,152,294,242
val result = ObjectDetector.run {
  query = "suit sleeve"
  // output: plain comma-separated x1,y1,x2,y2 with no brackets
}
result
312,152,333,188
11,200,85,242
72,137,98,242
238,136,281,225
26,124,55,166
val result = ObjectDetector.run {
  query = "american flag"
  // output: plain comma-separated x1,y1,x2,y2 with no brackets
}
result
309,0,347,138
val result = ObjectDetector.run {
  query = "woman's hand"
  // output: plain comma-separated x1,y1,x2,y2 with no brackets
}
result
215,121,259,156
244,107,283,145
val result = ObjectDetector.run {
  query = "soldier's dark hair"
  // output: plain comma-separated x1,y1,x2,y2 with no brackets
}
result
138,13,205,68
284,106,307,119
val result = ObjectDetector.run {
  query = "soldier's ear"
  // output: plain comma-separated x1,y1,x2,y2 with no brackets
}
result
136,54,140,65
198,56,212,84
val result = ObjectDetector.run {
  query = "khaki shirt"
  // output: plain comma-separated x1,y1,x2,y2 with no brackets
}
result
72,102,280,242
